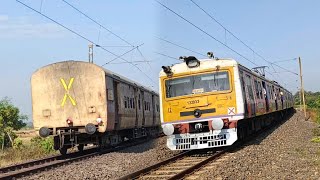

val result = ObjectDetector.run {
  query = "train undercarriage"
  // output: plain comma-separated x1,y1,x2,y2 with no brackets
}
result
49,127,160,155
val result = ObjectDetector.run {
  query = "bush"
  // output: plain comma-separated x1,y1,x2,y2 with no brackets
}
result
13,138,23,149
0,97,27,148
31,136,55,153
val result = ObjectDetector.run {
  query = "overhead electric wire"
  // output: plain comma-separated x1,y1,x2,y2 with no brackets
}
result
108,60,152,65
136,47,152,69
156,1,262,68
154,51,181,61
17,0,156,85
190,0,298,76
102,43,144,66
156,36,206,58
61,0,153,70
272,58,297,64
61,0,134,47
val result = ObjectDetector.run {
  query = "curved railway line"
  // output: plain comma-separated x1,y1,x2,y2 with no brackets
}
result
0,137,154,180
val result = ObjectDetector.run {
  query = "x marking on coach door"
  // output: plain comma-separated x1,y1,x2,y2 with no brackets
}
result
228,107,235,115
60,78,76,107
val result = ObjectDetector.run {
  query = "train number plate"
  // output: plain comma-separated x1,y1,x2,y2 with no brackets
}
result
187,100,200,105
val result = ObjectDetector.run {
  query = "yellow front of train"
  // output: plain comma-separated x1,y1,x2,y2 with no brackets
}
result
159,56,244,150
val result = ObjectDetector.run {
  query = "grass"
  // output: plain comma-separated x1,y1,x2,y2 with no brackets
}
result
0,129,57,167
0,145,57,167
311,137,320,143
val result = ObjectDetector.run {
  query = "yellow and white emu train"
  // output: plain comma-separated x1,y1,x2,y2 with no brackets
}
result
159,56,294,150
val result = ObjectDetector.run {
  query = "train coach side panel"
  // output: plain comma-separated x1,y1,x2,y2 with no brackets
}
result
116,82,137,129
153,95,161,126
136,89,144,127
143,91,154,127
31,61,108,133
105,76,116,131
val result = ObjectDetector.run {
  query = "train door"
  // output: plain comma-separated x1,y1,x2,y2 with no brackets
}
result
113,81,120,130
273,86,278,110
253,79,260,114
134,88,139,127
151,94,155,126
239,70,248,116
141,91,145,126
245,73,255,117
262,81,269,112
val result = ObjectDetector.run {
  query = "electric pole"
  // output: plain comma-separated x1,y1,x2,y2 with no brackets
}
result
298,57,307,119
88,43,93,63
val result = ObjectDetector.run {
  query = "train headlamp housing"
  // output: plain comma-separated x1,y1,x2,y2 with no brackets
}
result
211,119,224,130
183,56,200,68
162,124,174,136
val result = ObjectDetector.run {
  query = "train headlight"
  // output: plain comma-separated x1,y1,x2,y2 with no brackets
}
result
162,124,174,136
211,119,224,130
85,123,96,135
184,56,200,68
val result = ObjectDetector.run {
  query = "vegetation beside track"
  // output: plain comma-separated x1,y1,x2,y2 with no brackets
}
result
0,97,56,167
294,91,320,142
0,135,57,167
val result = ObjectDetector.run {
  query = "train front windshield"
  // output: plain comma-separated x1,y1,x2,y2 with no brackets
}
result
165,71,230,98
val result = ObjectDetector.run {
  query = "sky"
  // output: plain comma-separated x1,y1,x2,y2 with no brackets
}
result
0,0,319,121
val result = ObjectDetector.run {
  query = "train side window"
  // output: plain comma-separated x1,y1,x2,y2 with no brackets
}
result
138,94,141,110
245,74,254,100
133,98,135,109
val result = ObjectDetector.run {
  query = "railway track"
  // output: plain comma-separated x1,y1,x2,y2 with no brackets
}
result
119,112,294,180
0,137,153,180
118,147,229,180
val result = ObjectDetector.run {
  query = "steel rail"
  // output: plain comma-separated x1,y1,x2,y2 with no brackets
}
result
0,137,152,180
117,148,230,180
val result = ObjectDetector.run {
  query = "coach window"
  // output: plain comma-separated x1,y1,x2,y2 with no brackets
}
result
133,98,135,108
138,94,141,110
245,74,254,101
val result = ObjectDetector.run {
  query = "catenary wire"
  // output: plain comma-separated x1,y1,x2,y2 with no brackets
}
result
155,0,261,68
102,43,144,66
156,36,207,58
190,0,298,76
17,0,156,86
62,0,134,47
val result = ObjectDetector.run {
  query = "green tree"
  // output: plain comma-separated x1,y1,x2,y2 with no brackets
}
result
0,97,27,149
